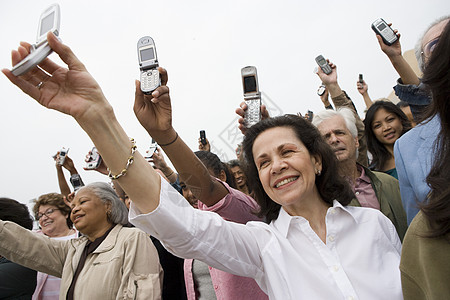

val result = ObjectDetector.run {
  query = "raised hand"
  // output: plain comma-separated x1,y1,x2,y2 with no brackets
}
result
2,32,109,123
133,67,175,144
235,102,269,135
376,24,402,59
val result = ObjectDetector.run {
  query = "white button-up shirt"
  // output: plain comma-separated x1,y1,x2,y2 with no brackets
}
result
130,178,403,300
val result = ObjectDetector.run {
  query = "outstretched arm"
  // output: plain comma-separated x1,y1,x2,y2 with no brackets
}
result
3,32,161,214
133,70,228,206
375,26,420,85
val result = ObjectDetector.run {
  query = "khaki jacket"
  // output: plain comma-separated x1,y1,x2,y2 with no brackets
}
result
0,221,162,299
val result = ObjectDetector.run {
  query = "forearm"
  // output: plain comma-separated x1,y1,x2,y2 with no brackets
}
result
325,83,343,98
0,221,66,277
76,105,161,214
152,129,228,206
157,164,178,184
389,55,420,85
362,93,373,109
56,167,71,197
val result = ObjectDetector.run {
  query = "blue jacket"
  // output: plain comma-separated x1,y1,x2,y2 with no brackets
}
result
394,115,440,224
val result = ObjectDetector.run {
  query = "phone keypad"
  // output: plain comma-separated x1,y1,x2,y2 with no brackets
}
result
245,99,261,128
141,69,160,94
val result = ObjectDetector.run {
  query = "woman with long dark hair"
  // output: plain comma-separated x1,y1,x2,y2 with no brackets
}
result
400,19,450,299
364,100,412,179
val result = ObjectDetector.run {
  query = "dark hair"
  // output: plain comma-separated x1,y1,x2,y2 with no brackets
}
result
228,159,242,169
194,151,237,189
33,193,73,229
396,101,410,109
420,20,450,239
364,100,412,171
242,115,354,223
0,198,34,230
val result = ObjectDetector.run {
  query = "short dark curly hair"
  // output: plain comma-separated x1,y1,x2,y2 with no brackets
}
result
33,193,73,229
242,115,354,223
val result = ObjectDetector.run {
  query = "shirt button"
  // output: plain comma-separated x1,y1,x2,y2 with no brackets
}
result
214,285,219,290
328,235,335,242
330,208,336,215
333,265,339,272
208,266,212,270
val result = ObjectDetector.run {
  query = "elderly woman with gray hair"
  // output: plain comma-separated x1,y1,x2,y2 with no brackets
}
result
0,182,162,300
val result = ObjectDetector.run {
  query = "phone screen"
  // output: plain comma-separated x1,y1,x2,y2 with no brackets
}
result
140,47,155,62
317,57,327,65
40,12,55,36
244,76,257,93
377,23,387,31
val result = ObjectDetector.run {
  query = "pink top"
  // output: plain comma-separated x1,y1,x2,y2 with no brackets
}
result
354,166,380,210
184,180,268,300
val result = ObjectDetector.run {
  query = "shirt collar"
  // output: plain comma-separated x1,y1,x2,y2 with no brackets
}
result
272,200,358,238
356,164,371,184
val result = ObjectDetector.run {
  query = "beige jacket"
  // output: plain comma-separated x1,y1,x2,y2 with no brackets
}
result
0,221,162,299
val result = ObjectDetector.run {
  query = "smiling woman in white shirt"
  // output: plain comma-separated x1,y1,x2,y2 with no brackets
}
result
3,33,402,299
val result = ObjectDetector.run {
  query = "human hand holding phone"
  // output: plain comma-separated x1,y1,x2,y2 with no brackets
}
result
236,102,270,135
133,67,176,145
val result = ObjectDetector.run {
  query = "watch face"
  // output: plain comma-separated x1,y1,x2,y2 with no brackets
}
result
317,85,326,96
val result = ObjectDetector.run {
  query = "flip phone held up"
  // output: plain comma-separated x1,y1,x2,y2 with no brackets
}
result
241,66,261,128
12,4,61,76
137,36,161,94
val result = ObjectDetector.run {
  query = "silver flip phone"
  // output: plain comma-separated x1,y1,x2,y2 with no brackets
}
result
315,55,332,75
241,66,261,128
371,18,398,46
12,4,61,76
137,36,160,94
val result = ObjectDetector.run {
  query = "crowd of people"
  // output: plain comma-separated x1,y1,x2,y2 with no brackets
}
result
0,15,449,300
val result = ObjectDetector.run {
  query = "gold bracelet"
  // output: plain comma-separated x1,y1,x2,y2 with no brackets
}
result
107,138,137,180
159,132,178,147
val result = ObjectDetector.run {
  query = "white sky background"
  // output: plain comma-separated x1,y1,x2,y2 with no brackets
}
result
0,0,448,206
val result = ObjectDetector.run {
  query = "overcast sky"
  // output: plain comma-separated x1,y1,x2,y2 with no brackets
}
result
1,0,448,206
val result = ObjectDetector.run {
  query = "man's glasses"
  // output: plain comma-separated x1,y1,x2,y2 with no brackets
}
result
36,208,59,220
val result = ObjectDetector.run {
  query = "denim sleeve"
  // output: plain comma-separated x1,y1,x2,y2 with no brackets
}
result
393,79,432,120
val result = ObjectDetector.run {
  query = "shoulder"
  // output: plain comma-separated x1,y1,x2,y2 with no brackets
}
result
344,205,398,233
371,170,399,184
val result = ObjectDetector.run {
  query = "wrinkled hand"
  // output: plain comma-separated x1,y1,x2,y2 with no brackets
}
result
357,80,369,95
198,137,211,152
316,59,338,86
2,32,110,123
376,24,402,59
133,68,174,143
235,102,269,135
